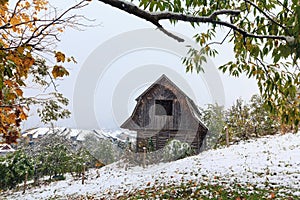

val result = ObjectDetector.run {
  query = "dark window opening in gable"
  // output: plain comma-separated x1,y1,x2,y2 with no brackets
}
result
155,100,173,116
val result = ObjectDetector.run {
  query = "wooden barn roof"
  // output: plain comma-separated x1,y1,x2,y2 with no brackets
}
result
136,74,187,101
121,74,208,130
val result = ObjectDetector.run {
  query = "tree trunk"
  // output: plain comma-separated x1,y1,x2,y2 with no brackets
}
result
23,172,28,194
82,164,85,185
226,128,229,147
143,147,146,168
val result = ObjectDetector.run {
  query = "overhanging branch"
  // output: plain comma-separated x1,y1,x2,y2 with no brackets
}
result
98,0,289,42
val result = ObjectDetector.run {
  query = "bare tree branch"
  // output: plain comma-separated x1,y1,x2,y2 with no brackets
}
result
24,0,89,49
157,27,184,42
0,0,91,52
206,29,232,46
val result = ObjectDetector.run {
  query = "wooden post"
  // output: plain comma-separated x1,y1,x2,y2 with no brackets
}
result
82,164,85,185
225,126,229,147
96,169,100,178
23,172,28,194
143,147,146,168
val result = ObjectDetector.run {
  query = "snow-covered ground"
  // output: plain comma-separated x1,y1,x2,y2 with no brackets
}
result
2,132,300,199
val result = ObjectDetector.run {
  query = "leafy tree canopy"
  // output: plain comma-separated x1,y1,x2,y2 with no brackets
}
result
98,0,300,128
0,0,91,143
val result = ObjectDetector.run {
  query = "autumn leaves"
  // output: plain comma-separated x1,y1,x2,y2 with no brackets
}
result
0,0,86,143
52,51,77,79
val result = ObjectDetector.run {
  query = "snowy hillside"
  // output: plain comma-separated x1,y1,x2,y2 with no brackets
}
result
3,132,300,199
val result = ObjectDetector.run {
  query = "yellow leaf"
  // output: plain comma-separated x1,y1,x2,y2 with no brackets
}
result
52,65,69,79
6,93,17,101
55,51,65,63
2,34,8,39
10,17,20,26
17,46,24,54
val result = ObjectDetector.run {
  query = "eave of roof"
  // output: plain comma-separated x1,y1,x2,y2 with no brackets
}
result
185,97,208,130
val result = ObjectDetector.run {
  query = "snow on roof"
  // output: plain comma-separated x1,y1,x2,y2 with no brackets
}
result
68,129,82,138
53,127,69,136
22,127,136,144
22,128,38,138
76,130,97,141
93,129,111,140
31,128,50,139
97,129,118,140
0,144,15,153
185,97,208,130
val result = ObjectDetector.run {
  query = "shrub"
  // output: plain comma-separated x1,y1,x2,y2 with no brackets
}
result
0,150,34,190
162,139,195,162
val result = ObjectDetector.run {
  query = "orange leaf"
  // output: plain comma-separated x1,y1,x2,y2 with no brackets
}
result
20,112,27,120
23,57,35,68
15,88,23,96
7,113,16,124
269,192,276,199
4,80,13,87
24,1,30,9
57,28,64,33
10,17,20,26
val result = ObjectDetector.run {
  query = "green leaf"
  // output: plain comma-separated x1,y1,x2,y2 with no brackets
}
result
273,54,280,63
149,1,155,11
4,67,13,78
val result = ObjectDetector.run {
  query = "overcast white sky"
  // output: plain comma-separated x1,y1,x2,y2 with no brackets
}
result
23,0,259,131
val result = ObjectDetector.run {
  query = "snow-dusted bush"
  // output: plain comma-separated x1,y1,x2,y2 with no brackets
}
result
19,135,94,183
199,95,282,148
121,139,195,167
0,150,34,190
162,139,195,162
36,139,94,180
39,142,72,179
224,95,279,144
83,134,121,165
198,103,225,150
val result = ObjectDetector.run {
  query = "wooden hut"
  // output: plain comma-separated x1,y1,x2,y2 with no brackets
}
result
121,74,208,153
